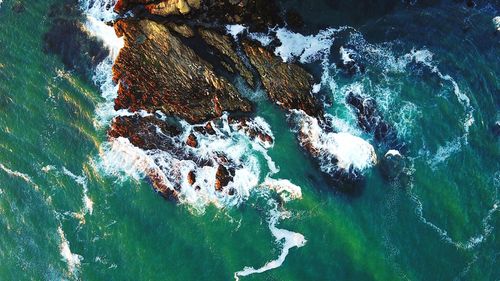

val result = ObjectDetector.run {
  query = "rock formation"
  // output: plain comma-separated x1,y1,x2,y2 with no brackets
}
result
112,19,252,124
242,40,323,118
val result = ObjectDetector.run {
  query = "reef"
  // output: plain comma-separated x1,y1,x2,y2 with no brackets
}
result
105,0,383,199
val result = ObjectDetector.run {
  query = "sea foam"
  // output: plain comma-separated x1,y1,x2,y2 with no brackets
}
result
57,226,82,277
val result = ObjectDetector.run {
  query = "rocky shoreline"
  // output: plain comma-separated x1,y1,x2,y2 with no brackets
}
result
94,0,394,200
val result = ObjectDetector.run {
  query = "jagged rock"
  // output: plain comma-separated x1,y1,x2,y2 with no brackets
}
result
346,92,400,149
112,19,252,124
215,165,233,191
114,0,201,15
186,133,198,147
187,170,196,185
166,23,195,38
109,115,181,150
242,40,323,118
115,0,282,30
380,150,405,181
147,168,179,199
229,116,274,146
199,28,254,87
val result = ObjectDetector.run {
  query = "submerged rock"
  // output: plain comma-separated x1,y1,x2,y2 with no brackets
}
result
43,0,108,79
492,121,500,137
346,91,401,150
112,19,252,124
380,150,405,181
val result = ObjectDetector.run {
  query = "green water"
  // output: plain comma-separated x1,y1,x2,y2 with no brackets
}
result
0,0,499,280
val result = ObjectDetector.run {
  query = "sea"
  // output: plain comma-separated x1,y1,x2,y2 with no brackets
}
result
0,0,499,280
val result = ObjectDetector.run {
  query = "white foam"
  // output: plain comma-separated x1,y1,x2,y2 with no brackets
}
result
385,150,401,158
410,190,499,250
248,32,274,46
273,27,339,63
98,115,277,213
0,163,39,191
428,137,463,170
339,46,355,64
493,16,500,31
291,111,377,173
62,168,94,216
57,226,82,277
234,200,306,280
261,178,302,202
83,15,124,59
226,24,247,39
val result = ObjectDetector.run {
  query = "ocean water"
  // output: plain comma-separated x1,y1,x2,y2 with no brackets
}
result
0,0,499,280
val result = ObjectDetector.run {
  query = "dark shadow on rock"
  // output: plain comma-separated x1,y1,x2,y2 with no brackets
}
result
43,0,108,81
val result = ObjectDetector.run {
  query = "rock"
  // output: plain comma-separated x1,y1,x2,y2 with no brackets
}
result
109,114,181,150
229,116,274,146
242,40,323,118
147,168,179,200
166,23,195,38
12,1,25,13
187,170,196,185
346,92,401,149
493,121,500,136
112,19,253,124
338,47,365,76
43,0,108,80
215,165,233,191
204,122,216,135
115,0,282,30
380,150,405,181
186,133,198,147
199,28,254,87
114,0,201,15
145,0,195,16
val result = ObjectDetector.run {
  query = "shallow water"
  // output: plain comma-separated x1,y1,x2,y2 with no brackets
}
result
0,0,499,280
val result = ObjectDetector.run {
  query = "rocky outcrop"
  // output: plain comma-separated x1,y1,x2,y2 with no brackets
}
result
115,0,201,15
114,0,282,30
109,115,181,150
215,164,234,191
199,28,254,87
242,40,323,118
346,92,401,149
112,19,252,124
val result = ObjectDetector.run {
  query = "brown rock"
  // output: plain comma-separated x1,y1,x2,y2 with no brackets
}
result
215,165,233,191
187,170,196,185
166,23,195,38
109,114,181,150
186,133,198,147
242,40,323,118
204,122,216,135
112,19,253,124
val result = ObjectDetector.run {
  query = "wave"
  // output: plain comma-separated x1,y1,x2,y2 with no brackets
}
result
98,114,278,213
57,226,83,278
0,163,39,191
494,16,500,31
62,167,94,216
234,197,306,281
290,110,377,173
410,190,498,250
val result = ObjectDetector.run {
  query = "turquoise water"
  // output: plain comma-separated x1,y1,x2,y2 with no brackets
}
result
0,0,499,280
